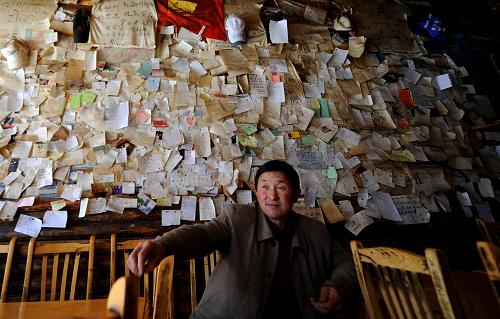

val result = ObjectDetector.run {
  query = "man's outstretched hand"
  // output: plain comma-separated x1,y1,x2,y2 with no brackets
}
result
127,240,166,276
310,286,342,314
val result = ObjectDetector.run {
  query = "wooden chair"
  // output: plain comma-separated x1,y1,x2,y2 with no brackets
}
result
476,218,500,245
110,234,155,297
477,241,500,306
22,235,95,302
189,251,220,311
203,251,220,284
152,256,175,319
189,258,197,311
351,240,465,319
107,276,139,319
0,237,16,302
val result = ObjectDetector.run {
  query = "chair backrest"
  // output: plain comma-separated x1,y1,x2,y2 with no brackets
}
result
22,235,95,302
110,234,154,299
477,241,500,305
476,218,499,245
351,240,465,319
0,237,17,303
203,251,219,284
152,256,175,319
107,276,139,319
189,251,220,311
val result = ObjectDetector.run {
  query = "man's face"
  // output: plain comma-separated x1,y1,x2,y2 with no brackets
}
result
256,171,299,225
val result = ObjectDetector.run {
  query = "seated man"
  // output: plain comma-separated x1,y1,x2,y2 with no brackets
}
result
128,160,357,318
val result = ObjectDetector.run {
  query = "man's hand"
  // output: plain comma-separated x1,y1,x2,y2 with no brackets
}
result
310,286,342,314
127,240,166,276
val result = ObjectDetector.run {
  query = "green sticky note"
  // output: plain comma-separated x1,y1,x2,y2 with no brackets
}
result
81,91,96,104
301,134,315,146
239,134,257,147
243,124,258,135
320,99,330,118
326,167,337,179
69,93,82,109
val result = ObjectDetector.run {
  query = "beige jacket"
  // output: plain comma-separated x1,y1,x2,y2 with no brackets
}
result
154,203,357,319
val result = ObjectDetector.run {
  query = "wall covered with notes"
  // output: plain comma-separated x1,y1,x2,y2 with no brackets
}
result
0,0,498,238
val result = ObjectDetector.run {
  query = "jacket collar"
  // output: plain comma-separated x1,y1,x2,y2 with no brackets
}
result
255,203,307,250
256,203,274,242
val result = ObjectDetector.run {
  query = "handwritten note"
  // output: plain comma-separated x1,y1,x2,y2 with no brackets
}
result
162,210,181,226
15,214,42,237
392,195,430,224
199,197,216,221
181,195,197,221
344,210,374,236
90,0,157,49
296,149,327,170
0,0,57,35
249,74,268,97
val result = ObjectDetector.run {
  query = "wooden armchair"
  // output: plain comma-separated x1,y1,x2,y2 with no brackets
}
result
22,235,95,302
203,251,219,284
152,256,175,319
351,240,465,319
110,234,155,298
477,241,500,306
189,251,220,311
476,218,500,246
0,237,17,302
107,276,139,319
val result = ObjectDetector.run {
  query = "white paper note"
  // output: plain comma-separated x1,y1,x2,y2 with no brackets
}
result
42,211,68,228
162,210,181,226
15,214,42,237
269,19,288,44
236,190,253,204
199,197,216,221
267,82,285,103
372,192,402,221
79,198,89,218
181,195,197,221
60,185,82,202
435,74,452,90
329,48,349,67
344,210,374,236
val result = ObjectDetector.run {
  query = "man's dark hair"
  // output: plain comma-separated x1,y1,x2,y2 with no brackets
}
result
254,160,300,193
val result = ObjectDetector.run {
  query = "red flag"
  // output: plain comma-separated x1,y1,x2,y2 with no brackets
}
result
155,0,227,41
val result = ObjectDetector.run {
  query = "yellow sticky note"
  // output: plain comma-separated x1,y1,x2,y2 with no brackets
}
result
311,99,321,110
168,0,198,13
288,131,301,139
156,198,171,207
50,200,66,211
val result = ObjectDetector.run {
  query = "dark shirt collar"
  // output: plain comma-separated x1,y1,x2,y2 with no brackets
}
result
255,203,307,250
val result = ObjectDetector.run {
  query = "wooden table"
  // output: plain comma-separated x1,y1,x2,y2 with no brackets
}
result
0,298,146,319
